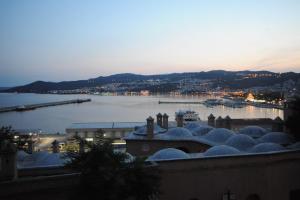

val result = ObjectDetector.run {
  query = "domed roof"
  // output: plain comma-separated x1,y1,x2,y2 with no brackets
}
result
259,132,295,145
41,153,66,166
287,142,300,150
204,128,234,143
18,152,67,168
147,148,189,161
185,122,201,130
165,127,193,138
225,134,257,151
17,150,29,161
191,126,214,136
203,145,240,157
250,143,285,153
134,124,166,136
238,126,267,138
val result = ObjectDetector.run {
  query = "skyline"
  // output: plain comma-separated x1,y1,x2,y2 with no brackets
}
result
1,0,300,86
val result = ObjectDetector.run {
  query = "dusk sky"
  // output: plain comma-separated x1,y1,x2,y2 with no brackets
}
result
1,0,300,86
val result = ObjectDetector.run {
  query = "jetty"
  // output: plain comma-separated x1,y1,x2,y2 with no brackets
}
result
0,98,91,113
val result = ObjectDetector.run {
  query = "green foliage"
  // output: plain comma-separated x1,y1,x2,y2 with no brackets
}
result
67,142,160,200
0,126,15,142
94,129,106,144
285,97,300,141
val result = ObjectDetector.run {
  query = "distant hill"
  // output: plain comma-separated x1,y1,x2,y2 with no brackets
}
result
3,70,300,93
0,87,11,91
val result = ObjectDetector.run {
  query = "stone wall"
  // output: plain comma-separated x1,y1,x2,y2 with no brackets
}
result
1,150,299,200
156,150,300,200
0,173,80,200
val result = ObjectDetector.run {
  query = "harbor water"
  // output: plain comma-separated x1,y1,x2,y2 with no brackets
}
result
0,93,283,133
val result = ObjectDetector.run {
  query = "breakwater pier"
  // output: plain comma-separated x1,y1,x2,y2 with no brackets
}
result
0,98,91,113
158,100,202,104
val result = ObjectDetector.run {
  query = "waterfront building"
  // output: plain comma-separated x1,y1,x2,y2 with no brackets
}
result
65,122,146,144
140,90,150,96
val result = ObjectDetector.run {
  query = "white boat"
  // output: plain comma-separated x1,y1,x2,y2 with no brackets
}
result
175,110,200,121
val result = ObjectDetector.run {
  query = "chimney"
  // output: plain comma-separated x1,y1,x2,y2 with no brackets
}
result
272,116,284,132
208,114,216,127
216,116,223,128
51,140,60,153
156,113,163,127
162,113,169,129
176,113,184,127
147,116,154,139
224,115,232,130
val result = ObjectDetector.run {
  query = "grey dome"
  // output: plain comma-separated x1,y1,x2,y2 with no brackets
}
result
185,122,201,130
204,145,240,157
17,150,29,161
259,132,295,145
204,128,234,143
191,125,214,136
147,148,189,161
165,127,193,138
287,142,300,150
18,152,67,168
134,124,166,136
225,134,257,151
250,143,285,153
238,126,267,138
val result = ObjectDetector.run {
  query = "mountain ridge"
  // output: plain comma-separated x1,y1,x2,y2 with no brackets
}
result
3,70,300,93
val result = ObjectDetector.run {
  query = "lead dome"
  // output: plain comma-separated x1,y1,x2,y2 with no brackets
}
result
203,145,240,157
134,124,166,136
259,132,295,145
147,148,190,161
18,151,67,168
185,122,202,130
165,127,193,138
238,126,267,138
204,128,234,143
249,143,285,153
287,142,300,150
225,134,257,151
191,125,214,136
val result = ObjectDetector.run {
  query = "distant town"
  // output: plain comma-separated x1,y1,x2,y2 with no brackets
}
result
3,70,299,110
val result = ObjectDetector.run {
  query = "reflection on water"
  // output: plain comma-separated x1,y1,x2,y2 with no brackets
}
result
0,93,283,133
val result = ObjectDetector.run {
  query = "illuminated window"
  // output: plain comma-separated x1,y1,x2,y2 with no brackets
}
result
85,138,93,142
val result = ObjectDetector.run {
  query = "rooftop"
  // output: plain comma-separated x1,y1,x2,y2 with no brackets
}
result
66,122,146,130
125,121,300,161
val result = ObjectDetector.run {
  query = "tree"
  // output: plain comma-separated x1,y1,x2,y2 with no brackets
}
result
94,128,105,144
0,126,15,142
67,142,160,200
285,97,300,141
